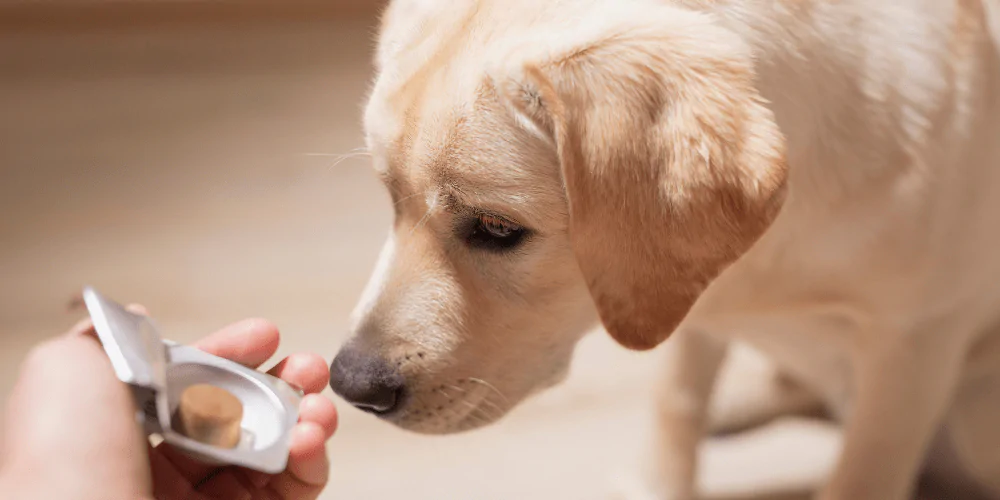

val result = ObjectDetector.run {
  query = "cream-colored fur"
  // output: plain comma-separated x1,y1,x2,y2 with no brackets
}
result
342,0,1000,498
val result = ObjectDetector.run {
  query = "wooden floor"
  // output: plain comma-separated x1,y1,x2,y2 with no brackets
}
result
0,9,840,499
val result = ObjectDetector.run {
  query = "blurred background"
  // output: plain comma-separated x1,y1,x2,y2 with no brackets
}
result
0,2,840,498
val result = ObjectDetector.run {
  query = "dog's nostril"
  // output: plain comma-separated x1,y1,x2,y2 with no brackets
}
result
329,344,406,415
352,387,403,414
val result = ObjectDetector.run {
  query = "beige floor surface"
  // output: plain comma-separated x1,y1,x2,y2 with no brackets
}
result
0,14,840,500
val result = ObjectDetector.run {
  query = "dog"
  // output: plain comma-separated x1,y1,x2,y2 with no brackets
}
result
328,0,1000,498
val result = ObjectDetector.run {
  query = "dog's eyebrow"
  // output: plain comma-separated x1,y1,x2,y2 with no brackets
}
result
434,178,552,230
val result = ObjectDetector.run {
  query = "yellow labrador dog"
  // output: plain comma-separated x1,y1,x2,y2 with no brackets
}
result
329,0,1000,498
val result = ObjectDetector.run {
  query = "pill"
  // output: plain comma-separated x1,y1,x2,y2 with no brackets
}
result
174,384,243,448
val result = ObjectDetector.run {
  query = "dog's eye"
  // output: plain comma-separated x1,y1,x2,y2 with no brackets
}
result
466,213,527,251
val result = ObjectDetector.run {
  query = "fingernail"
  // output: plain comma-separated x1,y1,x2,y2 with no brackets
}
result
125,303,150,316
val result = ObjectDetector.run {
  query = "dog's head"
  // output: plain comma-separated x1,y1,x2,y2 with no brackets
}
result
329,0,786,433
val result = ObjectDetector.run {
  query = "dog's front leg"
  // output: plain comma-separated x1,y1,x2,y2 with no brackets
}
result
817,330,968,500
635,328,728,500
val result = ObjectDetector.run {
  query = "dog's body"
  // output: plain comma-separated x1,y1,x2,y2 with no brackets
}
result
650,2,1000,498
329,1,1000,498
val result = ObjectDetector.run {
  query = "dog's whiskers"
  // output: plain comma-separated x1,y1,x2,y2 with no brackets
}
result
436,385,482,415
407,203,435,237
447,382,505,415
444,383,469,394
467,377,510,405
445,387,482,410
463,407,495,429
470,400,503,424
393,191,423,207
303,146,369,157
447,384,507,426
301,148,372,171
475,394,506,416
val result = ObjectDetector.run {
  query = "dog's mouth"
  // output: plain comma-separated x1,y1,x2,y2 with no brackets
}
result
381,377,511,434
328,344,515,433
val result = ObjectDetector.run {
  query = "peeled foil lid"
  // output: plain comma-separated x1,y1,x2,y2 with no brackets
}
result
83,287,168,394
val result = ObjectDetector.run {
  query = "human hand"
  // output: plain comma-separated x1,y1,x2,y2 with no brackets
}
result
0,308,338,500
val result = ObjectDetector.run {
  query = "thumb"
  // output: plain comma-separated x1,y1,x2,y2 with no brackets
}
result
1,335,151,497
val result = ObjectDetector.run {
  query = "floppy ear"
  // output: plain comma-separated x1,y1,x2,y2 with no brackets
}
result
498,17,788,350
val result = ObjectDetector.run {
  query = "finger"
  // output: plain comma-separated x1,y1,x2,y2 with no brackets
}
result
267,422,329,499
299,394,339,439
266,353,330,395
151,444,216,491
237,466,272,490
148,443,208,500
3,336,151,495
126,303,150,316
195,468,253,500
239,394,338,489
288,423,330,486
192,318,280,369
201,464,271,497
234,363,338,489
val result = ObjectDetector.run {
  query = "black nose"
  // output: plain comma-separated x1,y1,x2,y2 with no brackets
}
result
329,343,405,415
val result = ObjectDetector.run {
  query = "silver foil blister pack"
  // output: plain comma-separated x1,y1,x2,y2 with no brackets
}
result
82,287,301,474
